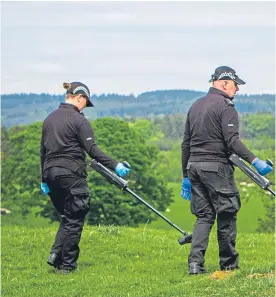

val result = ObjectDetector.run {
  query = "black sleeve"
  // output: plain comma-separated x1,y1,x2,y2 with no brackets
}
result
221,106,256,164
181,114,191,177
40,126,46,182
77,118,118,170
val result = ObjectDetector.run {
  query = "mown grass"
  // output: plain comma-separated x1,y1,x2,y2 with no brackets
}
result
2,225,275,297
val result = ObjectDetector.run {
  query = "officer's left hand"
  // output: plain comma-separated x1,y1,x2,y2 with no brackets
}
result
41,182,50,195
181,177,192,201
115,162,131,177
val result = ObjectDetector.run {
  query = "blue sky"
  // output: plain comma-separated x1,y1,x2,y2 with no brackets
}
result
1,1,275,95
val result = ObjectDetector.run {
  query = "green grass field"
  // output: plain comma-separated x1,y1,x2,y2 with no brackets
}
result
2,181,273,296
2,225,274,297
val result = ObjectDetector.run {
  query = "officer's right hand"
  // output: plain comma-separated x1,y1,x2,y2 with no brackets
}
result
181,177,192,201
252,158,273,176
115,162,131,177
41,182,50,195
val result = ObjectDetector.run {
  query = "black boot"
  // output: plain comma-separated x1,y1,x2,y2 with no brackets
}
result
189,262,206,275
47,253,61,268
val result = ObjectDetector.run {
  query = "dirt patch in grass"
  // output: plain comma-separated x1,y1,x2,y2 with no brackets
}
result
209,271,236,280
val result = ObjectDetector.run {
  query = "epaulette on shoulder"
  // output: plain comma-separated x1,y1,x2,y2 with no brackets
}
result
224,98,235,106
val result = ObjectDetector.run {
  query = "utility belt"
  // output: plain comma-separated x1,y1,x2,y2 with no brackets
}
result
188,155,229,164
43,158,87,178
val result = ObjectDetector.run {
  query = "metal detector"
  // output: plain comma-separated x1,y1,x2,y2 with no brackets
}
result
229,154,275,196
88,160,192,245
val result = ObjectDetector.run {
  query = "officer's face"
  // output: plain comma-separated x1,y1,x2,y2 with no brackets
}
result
78,95,88,111
224,80,239,98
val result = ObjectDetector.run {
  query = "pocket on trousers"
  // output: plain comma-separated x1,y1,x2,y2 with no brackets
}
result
201,163,219,173
216,189,241,214
70,187,90,217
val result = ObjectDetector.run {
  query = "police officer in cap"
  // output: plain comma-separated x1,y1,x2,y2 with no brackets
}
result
181,66,273,274
40,82,130,274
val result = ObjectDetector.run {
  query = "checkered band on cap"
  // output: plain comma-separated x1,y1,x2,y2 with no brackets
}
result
73,85,90,98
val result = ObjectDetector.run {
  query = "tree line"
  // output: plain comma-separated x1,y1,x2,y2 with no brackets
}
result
2,90,275,127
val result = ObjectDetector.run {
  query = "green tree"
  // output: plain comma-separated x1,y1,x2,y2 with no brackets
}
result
160,114,186,140
240,114,275,139
86,118,173,226
129,119,154,141
1,126,10,160
1,122,46,216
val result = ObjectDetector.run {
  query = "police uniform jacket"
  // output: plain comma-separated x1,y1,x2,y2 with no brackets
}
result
181,87,256,177
40,103,118,181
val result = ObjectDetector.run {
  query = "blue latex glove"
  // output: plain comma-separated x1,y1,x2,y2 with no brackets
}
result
181,177,192,201
115,163,130,177
252,158,273,176
41,182,50,195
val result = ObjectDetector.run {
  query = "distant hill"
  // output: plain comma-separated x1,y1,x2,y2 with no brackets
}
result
1,90,275,127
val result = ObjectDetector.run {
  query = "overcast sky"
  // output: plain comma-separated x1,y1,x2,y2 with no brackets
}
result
1,1,275,95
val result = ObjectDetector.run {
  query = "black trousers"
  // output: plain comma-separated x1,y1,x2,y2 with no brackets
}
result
43,167,90,270
187,162,241,270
